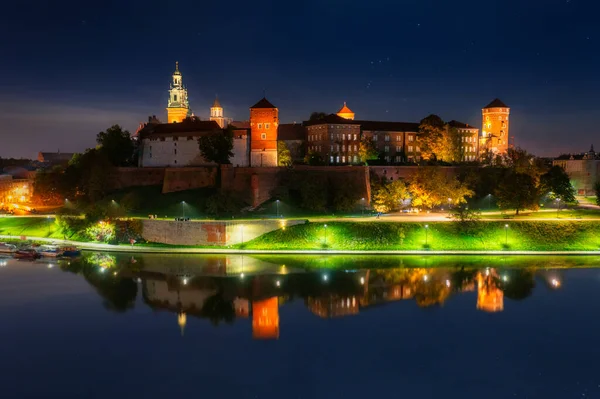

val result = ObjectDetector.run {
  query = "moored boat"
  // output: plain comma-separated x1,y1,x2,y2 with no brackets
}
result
38,245,63,258
60,246,81,257
0,243,17,254
14,249,41,260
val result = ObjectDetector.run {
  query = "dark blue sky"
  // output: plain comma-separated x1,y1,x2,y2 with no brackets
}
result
1,0,598,158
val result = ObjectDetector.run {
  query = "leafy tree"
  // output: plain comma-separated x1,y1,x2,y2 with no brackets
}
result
298,175,328,211
96,125,135,167
503,147,545,181
331,178,363,212
309,112,328,121
495,171,539,215
198,126,234,164
372,179,410,213
408,167,474,209
33,169,65,205
358,137,379,164
277,141,293,167
304,150,325,166
595,181,600,206
540,165,575,203
418,114,445,161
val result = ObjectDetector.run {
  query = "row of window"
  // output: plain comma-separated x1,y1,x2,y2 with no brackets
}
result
485,115,509,120
256,123,271,129
461,146,476,153
330,155,359,164
461,136,476,143
149,136,195,142
462,155,477,161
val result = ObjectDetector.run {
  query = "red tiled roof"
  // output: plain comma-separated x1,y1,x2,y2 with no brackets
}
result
250,97,277,109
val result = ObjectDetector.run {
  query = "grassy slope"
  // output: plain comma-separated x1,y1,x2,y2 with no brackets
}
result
241,221,600,251
0,217,62,239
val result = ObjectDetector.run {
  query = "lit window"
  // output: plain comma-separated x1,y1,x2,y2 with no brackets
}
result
385,135,390,142
258,123,263,129
265,123,270,129
354,145,357,151
261,133,267,140
396,146,401,152
336,156,340,163
409,136,414,142
416,146,420,152
342,134,346,140
353,155,358,163
373,134,378,141
354,134,357,140
330,156,334,163
408,146,413,152
342,156,346,163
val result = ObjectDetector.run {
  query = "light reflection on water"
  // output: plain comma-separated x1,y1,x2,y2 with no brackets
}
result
1,253,600,399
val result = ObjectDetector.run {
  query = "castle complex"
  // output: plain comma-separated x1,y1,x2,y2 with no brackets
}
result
137,63,511,168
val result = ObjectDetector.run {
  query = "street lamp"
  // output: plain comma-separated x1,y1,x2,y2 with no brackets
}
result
276,199,280,218
240,224,244,247
556,198,561,218
447,198,452,210
181,201,185,219
424,224,429,246
487,194,492,211
504,224,509,246
361,197,365,215
324,224,328,247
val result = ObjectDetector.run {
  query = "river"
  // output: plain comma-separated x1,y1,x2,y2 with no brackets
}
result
1,253,600,398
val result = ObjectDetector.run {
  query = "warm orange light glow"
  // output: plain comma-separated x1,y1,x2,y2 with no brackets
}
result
252,297,279,339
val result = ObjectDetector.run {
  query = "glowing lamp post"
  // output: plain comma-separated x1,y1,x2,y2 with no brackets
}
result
556,198,561,218
424,224,429,246
487,194,492,211
361,197,365,215
181,201,185,219
276,199,280,218
324,224,328,247
504,224,509,246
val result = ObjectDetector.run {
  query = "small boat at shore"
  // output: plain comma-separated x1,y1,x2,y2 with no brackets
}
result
14,249,41,260
38,245,62,258
0,243,17,254
60,246,81,257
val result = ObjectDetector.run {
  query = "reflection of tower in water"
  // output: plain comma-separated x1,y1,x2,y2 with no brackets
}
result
252,297,279,339
476,270,504,312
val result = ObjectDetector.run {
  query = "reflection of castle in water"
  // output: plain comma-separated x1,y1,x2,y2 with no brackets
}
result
67,253,557,340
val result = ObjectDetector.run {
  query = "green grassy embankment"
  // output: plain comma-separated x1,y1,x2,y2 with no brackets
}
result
240,221,600,251
0,217,62,239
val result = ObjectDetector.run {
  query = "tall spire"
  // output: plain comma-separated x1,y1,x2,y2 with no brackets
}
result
174,61,181,75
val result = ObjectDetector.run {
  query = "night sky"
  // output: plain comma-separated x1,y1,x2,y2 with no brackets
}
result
1,0,598,158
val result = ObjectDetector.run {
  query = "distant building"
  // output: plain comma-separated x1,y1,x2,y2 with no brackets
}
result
37,151,74,166
336,102,355,120
448,120,480,162
166,62,190,123
305,114,422,165
553,145,600,196
250,97,279,167
209,96,233,129
277,123,306,164
0,174,33,205
137,118,249,167
480,98,510,156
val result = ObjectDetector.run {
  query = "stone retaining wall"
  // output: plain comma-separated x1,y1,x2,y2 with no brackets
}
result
141,219,305,246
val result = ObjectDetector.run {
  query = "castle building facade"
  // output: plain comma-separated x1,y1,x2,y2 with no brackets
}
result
166,62,190,123
448,120,480,162
480,98,510,156
553,146,600,196
250,97,279,167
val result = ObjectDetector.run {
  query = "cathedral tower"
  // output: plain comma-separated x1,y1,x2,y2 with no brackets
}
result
481,99,510,155
210,96,225,128
250,97,278,167
166,62,190,123
337,102,355,120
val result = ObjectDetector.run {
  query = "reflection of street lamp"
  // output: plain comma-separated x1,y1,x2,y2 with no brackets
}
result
504,224,509,246
424,224,429,246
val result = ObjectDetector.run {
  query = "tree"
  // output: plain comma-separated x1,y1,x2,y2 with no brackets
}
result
495,171,539,215
309,112,328,121
96,125,135,167
198,126,234,164
504,147,545,181
304,150,325,166
408,167,474,209
418,114,445,161
372,179,410,213
298,174,328,211
277,141,293,167
358,137,379,164
540,165,576,203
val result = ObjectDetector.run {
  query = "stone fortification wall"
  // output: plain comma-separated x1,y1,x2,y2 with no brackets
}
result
141,219,305,246
161,167,217,193
109,167,165,190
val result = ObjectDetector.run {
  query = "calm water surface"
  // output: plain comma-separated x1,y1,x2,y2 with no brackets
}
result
1,253,600,399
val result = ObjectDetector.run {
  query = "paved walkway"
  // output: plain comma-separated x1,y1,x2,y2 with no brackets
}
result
1,235,599,256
